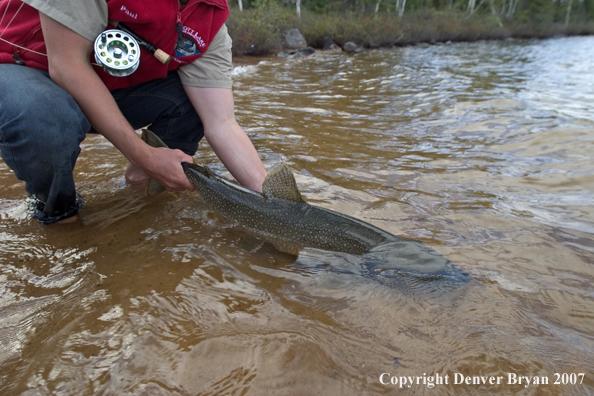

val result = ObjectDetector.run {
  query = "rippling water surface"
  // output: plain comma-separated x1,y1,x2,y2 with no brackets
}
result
1,36,593,395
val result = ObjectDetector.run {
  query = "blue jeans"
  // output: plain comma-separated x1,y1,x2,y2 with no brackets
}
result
0,64,204,224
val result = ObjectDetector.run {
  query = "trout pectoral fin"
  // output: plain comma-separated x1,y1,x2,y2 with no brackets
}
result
145,178,167,196
237,236,266,253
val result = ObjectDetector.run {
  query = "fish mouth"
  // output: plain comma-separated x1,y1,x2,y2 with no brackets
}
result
182,162,210,177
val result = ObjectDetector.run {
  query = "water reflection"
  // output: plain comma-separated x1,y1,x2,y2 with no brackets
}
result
1,36,594,394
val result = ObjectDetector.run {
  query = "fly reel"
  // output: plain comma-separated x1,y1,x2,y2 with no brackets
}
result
94,29,140,77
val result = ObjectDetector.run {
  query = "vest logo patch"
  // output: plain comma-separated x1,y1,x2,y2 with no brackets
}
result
175,25,205,58
175,34,201,58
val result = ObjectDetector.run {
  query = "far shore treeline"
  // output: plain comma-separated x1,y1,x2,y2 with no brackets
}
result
226,0,594,56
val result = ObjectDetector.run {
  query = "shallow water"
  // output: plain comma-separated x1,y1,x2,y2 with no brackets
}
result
1,36,593,395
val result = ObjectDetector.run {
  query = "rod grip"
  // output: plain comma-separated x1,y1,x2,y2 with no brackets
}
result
153,49,172,65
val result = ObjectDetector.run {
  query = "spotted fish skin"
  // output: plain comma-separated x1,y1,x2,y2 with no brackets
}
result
182,162,402,256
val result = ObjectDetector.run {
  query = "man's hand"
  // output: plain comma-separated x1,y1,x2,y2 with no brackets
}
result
138,146,195,192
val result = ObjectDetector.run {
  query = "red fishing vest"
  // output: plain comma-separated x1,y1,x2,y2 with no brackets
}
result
0,0,229,90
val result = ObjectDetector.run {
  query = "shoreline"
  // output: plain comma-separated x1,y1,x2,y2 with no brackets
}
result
232,33,594,60
226,8,594,57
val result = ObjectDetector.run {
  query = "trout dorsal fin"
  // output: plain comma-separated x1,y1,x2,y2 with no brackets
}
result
262,163,304,202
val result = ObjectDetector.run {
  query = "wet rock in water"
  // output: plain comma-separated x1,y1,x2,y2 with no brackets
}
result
342,41,362,54
283,28,307,50
322,37,341,51
277,47,316,58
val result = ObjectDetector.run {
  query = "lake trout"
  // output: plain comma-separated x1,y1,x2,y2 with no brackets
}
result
142,128,398,254
143,129,470,290
182,160,398,255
